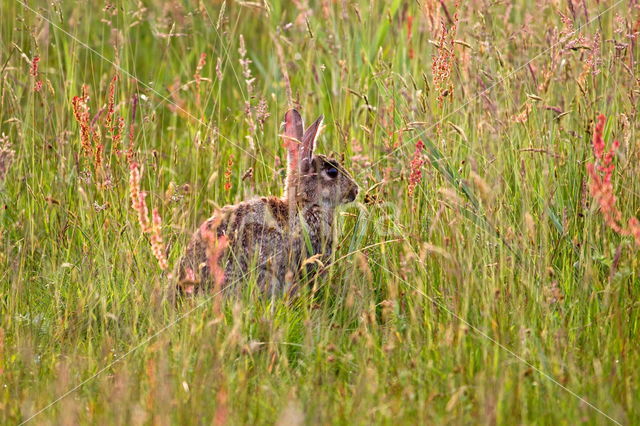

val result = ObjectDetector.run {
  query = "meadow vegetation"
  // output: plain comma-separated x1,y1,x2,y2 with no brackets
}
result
1,0,639,424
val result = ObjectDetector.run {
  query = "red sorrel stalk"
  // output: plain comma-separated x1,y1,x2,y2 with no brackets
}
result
431,1,459,107
586,114,640,246
30,56,42,92
408,140,426,197
72,85,92,157
129,161,169,270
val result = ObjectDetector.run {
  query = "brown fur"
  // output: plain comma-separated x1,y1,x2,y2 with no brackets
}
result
176,110,358,295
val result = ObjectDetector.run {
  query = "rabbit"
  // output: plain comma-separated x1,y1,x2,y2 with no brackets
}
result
176,109,359,296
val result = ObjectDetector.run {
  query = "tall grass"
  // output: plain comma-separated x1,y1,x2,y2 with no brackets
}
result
1,0,638,424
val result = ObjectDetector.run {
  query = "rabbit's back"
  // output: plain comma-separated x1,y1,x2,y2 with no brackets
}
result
177,196,302,293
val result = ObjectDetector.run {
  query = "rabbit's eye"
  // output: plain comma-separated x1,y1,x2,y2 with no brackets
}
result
326,167,339,178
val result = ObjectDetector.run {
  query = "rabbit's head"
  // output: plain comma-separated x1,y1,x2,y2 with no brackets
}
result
282,109,358,209
298,154,358,207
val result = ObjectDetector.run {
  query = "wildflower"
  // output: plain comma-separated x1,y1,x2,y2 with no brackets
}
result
31,56,42,92
90,111,104,171
30,55,39,77
112,116,125,155
408,140,425,196
105,74,118,130
586,114,640,246
224,155,233,191
94,136,104,171
129,161,150,233
129,162,170,270
586,114,623,233
431,2,459,106
72,85,92,156
628,218,640,246
150,208,168,270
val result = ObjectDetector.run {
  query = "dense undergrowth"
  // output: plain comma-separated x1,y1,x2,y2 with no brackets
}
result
1,0,639,424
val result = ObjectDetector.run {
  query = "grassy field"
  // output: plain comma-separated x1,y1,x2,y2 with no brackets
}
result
1,0,639,424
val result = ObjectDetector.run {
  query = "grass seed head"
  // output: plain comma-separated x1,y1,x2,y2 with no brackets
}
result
0,134,15,183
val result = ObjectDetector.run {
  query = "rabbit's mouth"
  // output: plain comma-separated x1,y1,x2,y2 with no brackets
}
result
343,187,358,203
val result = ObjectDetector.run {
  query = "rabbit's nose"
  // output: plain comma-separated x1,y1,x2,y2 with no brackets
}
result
347,186,358,202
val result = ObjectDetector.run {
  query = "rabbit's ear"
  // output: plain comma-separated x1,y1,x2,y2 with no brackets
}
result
282,109,304,173
301,115,323,162
283,109,304,141
282,109,304,149
283,109,304,202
